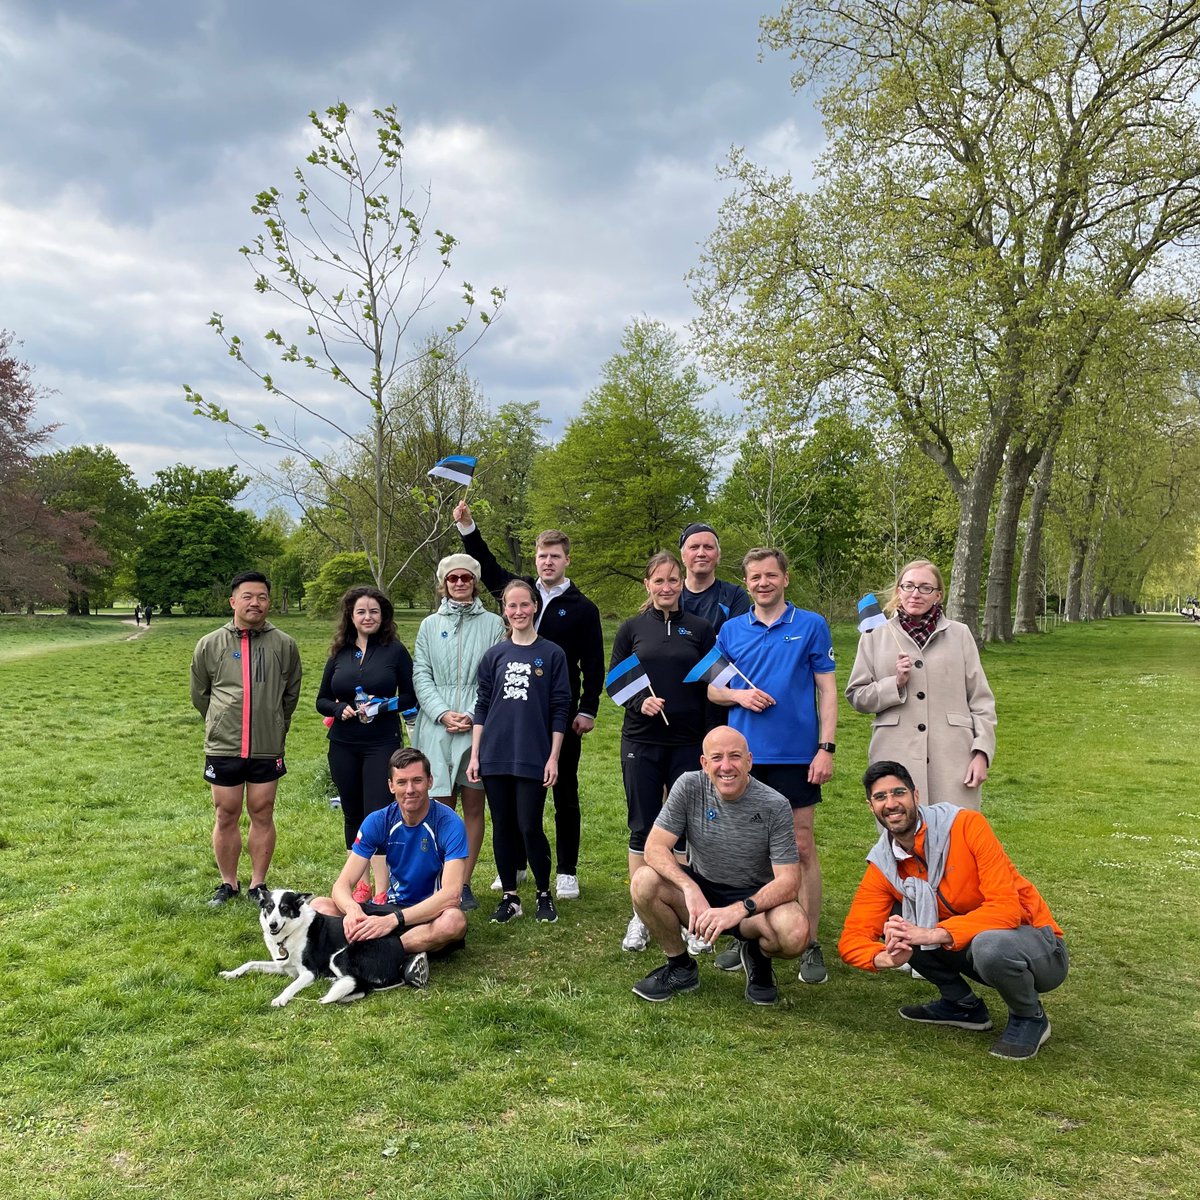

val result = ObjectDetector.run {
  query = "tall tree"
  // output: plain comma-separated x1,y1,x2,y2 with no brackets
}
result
35,445,146,614
0,333,105,610
694,0,1200,637
147,464,248,507
529,319,726,613
184,102,504,593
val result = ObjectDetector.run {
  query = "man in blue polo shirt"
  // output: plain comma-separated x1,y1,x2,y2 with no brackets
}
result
313,747,469,976
708,547,837,984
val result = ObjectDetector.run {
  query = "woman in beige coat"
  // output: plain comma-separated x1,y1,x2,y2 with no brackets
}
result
845,560,996,810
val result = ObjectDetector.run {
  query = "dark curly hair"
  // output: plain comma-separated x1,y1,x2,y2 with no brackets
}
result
329,586,397,656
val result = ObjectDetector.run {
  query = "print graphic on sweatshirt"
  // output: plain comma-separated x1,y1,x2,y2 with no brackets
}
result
503,660,532,701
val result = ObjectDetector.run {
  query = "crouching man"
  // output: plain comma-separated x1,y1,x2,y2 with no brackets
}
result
629,726,809,1005
839,761,1069,1060
313,748,469,983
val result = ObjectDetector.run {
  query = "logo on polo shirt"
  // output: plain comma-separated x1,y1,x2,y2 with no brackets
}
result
750,812,764,823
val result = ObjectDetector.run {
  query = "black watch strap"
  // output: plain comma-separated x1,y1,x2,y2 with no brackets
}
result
817,741,836,753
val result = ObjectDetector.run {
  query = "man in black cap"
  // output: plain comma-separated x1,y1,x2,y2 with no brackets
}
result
678,523,750,632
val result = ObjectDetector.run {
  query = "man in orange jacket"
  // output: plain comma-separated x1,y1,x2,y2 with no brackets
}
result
838,760,1068,1060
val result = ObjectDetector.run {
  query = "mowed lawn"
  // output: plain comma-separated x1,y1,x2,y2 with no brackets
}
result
0,611,1197,1199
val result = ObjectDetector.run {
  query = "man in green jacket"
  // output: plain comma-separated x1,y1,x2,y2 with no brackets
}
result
190,571,302,906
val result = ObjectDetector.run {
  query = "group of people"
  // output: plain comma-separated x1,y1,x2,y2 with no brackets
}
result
189,531,1068,1061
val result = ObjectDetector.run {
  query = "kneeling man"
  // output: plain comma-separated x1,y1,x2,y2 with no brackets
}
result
839,761,1069,1060
313,748,469,981
630,726,809,1005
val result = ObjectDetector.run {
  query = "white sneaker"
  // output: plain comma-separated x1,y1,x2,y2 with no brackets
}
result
490,868,527,892
555,873,580,900
622,914,650,952
683,926,713,956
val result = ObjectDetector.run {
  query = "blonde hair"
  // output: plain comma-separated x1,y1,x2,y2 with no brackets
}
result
886,559,945,615
639,552,683,614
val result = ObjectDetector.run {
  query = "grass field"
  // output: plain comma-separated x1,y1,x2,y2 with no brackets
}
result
1,612,1197,1199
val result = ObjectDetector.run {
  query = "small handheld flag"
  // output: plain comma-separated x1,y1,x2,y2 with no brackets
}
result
428,455,477,487
606,654,651,706
682,645,739,689
857,593,888,634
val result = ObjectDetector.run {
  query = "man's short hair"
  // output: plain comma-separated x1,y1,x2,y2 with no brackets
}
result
389,747,433,778
536,529,570,555
862,760,916,795
742,547,789,574
230,570,271,594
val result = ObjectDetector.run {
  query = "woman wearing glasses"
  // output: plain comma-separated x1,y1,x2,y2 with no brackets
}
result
411,554,504,909
846,560,996,810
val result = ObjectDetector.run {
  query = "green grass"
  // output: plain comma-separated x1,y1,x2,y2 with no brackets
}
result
1,613,1197,1198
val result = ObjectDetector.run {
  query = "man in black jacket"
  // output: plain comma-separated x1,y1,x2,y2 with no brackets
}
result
453,501,604,900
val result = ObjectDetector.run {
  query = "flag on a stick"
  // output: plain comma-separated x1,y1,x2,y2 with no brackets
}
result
856,592,888,634
682,645,739,689
606,653,651,706
428,455,477,487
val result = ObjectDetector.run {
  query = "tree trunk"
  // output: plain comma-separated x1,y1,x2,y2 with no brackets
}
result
1014,442,1055,634
983,444,1039,642
1065,542,1086,621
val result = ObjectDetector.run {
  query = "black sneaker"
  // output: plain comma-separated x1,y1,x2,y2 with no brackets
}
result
989,1010,1051,1060
402,952,430,989
535,891,558,923
208,882,240,907
632,959,701,1003
490,894,523,924
460,884,480,912
738,938,778,1005
899,995,993,1031
246,884,269,906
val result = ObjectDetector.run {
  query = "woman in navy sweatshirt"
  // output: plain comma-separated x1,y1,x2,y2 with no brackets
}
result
468,579,569,926
316,586,416,903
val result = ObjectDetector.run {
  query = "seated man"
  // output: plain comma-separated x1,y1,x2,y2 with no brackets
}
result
839,760,1069,1060
313,747,469,984
629,726,809,1005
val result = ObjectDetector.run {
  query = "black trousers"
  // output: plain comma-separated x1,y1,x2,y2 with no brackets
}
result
507,726,583,875
327,739,397,850
484,773,551,892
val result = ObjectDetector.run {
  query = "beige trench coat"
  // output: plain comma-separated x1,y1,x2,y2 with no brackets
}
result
845,615,996,810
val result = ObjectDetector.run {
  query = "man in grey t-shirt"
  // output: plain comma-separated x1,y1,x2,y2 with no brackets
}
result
629,726,810,1005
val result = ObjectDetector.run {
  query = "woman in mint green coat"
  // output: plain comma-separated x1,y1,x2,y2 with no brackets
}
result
411,553,504,910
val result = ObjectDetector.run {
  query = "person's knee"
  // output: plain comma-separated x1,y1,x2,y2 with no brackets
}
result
438,907,468,941
969,930,1021,979
630,864,664,907
310,896,341,916
766,906,810,958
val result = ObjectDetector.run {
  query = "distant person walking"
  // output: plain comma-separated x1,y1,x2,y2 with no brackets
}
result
845,560,996,809
316,586,417,904
133,604,142,627
190,572,302,906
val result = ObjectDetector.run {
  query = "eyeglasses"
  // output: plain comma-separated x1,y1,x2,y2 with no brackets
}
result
898,582,940,595
444,574,475,585
868,786,910,803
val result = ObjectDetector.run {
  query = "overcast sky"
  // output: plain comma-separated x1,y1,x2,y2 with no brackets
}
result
1,0,823,497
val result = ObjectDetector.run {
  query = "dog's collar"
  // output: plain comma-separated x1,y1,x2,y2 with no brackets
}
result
272,944,290,962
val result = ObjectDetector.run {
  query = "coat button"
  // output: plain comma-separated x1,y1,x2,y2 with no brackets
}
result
916,691,925,699
914,660,924,669
917,723,926,731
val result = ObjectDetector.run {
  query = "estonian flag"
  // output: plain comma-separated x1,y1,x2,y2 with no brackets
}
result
857,592,887,633
682,645,738,688
606,653,651,706
428,455,477,487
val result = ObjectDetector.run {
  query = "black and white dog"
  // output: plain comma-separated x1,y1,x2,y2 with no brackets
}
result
220,888,428,1006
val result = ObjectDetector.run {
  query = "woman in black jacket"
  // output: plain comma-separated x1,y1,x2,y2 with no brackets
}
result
316,586,416,903
609,552,715,952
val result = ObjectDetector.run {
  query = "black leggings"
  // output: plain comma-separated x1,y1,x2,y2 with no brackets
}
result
328,739,398,850
484,774,550,892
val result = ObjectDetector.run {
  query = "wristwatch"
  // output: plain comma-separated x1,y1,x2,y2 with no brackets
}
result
742,897,757,916
817,741,836,753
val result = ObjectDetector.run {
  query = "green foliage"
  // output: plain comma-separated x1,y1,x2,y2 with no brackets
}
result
530,320,727,613
33,444,146,613
133,496,261,614
147,463,248,506
304,551,372,617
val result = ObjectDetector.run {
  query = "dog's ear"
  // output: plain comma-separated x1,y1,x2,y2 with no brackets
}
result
298,892,314,905
257,890,274,910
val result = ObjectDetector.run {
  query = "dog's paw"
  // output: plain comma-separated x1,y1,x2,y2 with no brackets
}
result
270,994,291,1007
219,969,242,980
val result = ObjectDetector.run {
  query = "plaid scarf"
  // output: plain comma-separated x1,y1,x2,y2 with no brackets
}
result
897,602,942,648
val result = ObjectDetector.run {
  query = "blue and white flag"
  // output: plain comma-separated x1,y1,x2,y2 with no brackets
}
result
606,653,651,706
428,455,477,487
857,592,888,634
682,645,739,689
